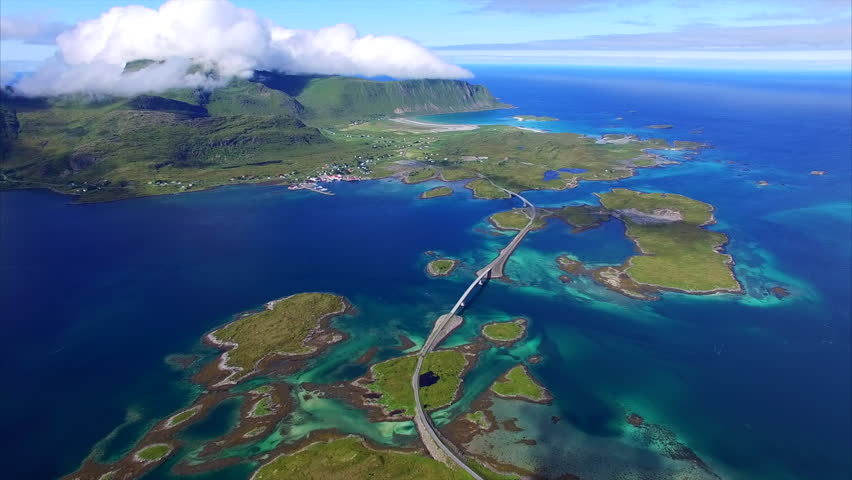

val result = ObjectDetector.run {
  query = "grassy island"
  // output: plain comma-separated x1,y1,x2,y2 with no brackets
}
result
210,292,347,379
513,115,558,121
135,444,172,463
646,124,674,129
253,437,470,480
420,186,453,199
367,350,467,415
466,411,492,429
491,365,550,403
481,318,527,343
427,258,458,277
250,396,275,417
165,406,200,428
596,189,741,294
465,179,511,199
489,209,545,231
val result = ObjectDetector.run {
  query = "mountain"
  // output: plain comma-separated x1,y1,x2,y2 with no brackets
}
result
0,70,507,201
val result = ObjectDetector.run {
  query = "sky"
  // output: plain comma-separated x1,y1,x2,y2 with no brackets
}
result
0,0,850,93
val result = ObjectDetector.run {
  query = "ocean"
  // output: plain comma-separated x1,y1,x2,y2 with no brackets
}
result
1,66,850,479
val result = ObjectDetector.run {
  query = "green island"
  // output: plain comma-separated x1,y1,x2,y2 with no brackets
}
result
481,318,527,343
596,189,741,294
420,185,453,199
427,258,459,277
135,443,172,463
250,396,275,417
488,208,546,231
466,410,492,429
164,406,200,428
490,365,550,403
646,124,674,129
210,292,346,380
254,437,469,480
513,115,558,121
367,350,467,415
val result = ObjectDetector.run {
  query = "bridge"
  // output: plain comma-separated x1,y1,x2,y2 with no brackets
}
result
411,185,537,479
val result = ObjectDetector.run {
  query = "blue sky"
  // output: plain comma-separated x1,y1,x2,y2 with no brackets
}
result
1,0,850,70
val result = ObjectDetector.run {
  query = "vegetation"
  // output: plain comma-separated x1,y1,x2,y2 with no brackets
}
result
211,293,346,375
646,124,674,129
135,444,171,462
251,396,275,417
465,179,510,199
549,205,611,231
489,208,544,230
253,437,470,480
165,406,199,427
513,115,557,121
491,366,548,402
368,350,467,415
420,186,453,199
405,167,437,183
427,258,458,277
596,189,740,293
466,411,491,429
481,319,526,342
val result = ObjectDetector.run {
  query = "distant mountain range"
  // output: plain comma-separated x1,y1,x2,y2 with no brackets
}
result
0,65,507,199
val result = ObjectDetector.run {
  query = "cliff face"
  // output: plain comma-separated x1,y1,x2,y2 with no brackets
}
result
0,103,20,155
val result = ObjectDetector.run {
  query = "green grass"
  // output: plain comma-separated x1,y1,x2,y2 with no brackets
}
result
405,167,437,183
250,385,274,395
489,209,544,230
469,460,520,480
427,258,457,276
481,320,525,342
421,186,453,199
166,407,199,427
597,189,740,292
465,179,510,199
253,437,470,480
549,205,610,230
212,293,345,376
368,350,467,415
251,396,274,417
466,411,491,429
136,444,171,462
491,366,548,401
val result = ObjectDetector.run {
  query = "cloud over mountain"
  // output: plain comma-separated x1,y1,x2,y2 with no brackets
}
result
13,0,471,96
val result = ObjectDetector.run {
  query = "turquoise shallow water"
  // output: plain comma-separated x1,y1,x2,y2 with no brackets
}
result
1,67,850,479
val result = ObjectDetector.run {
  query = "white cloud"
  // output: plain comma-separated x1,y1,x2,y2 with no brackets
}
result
14,0,471,97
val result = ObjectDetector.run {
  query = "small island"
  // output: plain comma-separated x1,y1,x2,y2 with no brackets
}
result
207,292,348,385
420,186,453,199
481,318,527,345
489,208,546,231
164,405,201,429
646,124,674,129
513,115,558,122
810,170,826,176
366,350,468,415
490,365,551,404
594,189,742,297
426,258,459,277
134,443,172,463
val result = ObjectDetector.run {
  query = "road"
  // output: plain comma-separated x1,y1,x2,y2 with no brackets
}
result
411,185,537,479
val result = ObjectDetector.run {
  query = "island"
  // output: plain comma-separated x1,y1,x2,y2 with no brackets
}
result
488,209,545,231
490,365,551,404
134,444,172,463
646,124,674,129
513,115,558,122
206,292,349,385
481,318,527,345
426,258,459,277
364,350,468,416
592,189,742,298
420,186,453,199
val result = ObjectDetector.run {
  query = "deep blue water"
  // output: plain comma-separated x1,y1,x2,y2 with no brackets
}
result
2,66,850,480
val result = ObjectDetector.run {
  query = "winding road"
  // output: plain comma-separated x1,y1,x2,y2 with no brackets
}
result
411,185,537,479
